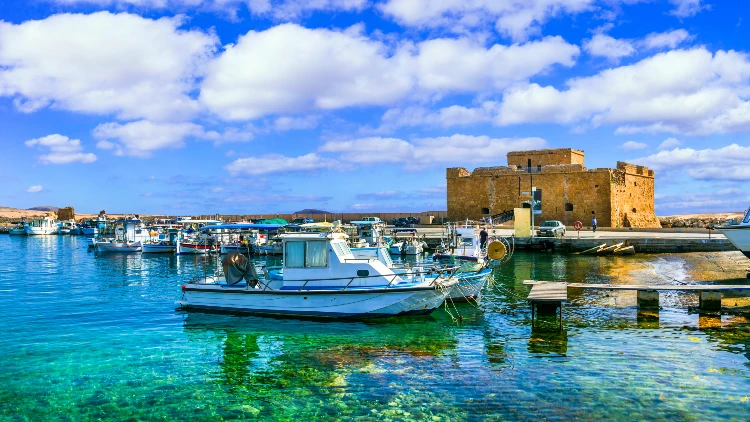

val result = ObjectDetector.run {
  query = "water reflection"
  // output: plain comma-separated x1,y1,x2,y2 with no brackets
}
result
528,326,568,357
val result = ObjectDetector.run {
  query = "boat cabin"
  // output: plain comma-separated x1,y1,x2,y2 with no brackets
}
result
350,221,385,246
278,232,402,290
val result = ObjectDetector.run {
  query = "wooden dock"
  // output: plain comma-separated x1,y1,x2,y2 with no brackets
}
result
526,282,567,327
524,280,750,312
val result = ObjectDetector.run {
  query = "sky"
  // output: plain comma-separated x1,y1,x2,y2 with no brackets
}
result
1,0,749,216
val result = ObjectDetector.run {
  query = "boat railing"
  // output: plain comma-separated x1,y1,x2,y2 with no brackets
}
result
194,265,460,291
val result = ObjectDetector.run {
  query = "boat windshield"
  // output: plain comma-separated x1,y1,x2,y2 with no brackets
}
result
744,207,750,224
461,237,474,246
284,240,329,268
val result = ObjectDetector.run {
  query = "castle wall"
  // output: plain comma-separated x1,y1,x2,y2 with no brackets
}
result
610,162,659,227
507,148,585,168
446,151,660,228
447,168,614,226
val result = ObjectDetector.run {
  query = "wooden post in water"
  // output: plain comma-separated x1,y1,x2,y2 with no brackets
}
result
699,291,722,311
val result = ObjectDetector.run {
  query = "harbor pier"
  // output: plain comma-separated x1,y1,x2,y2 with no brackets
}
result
524,280,750,320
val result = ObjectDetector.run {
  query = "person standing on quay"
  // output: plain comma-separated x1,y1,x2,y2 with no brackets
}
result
480,227,488,249
592,216,597,233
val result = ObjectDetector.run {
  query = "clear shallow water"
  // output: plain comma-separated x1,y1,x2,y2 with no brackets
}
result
1,236,749,421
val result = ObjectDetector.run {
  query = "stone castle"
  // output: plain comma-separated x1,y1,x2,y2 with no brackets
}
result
446,148,661,228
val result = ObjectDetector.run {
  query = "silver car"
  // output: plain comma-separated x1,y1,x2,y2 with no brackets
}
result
537,220,566,237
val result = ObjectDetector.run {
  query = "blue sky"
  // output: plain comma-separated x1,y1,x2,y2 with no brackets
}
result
1,0,748,215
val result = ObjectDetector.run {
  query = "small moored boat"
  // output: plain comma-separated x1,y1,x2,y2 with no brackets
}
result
178,232,459,318
719,206,750,260
24,216,58,235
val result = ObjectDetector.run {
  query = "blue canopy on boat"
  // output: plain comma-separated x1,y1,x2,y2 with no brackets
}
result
201,223,284,231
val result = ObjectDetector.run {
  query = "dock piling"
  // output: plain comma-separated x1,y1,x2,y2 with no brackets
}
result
636,290,660,311
698,291,722,311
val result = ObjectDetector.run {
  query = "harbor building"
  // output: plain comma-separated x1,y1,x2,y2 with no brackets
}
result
446,148,661,228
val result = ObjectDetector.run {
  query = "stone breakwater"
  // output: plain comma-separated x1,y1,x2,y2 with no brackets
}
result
659,214,743,229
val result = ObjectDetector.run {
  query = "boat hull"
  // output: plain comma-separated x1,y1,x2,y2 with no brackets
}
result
389,245,424,256
82,228,98,236
142,244,176,253
179,284,451,318
719,227,750,258
9,228,26,235
96,242,142,253
179,244,215,254
24,227,57,235
448,269,491,302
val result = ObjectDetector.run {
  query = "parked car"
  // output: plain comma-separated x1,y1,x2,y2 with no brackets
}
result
291,217,314,225
406,216,420,225
393,218,410,227
360,216,382,223
537,220,566,237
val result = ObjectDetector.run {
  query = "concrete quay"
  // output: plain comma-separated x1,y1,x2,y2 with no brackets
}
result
392,227,736,254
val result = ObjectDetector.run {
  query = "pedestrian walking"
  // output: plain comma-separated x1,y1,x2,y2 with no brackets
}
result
592,216,597,233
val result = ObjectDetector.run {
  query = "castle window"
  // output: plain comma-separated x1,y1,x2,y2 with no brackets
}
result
595,185,599,188
632,208,637,213
537,165,542,172
481,207,490,215
565,203,574,212
634,181,637,186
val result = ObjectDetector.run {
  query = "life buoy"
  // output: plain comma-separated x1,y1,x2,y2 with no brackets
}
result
574,221,583,231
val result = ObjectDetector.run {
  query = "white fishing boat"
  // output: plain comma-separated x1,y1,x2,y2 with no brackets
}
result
200,223,273,255
256,237,283,255
95,217,149,253
142,229,182,254
57,219,77,235
24,216,58,235
719,206,750,260
82,213,107,236
353,245,491,303
96,241,142,253
178,232,459,318
389,237,426,256
433,223,486,263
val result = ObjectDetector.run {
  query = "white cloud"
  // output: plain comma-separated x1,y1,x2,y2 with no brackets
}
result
93,120,206,157
642,29,691,50
224,153,340,175
584,34,635,60
370,102,498,133
202,127,255,144
273,115,320,131
658,137,681,149
378,0,594,41
497,48,750,136
414,36,579,93
668,0,709,18
248,0,367,19
26,185,44,193
200,24,578,120
200,24,413,120
619,141,647,150
46,0,367,20
0,12,217,122
320,134,546,165
25,134,97,164
635,144,750,181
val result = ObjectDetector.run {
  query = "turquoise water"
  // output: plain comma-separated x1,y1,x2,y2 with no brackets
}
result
1,235,749,421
